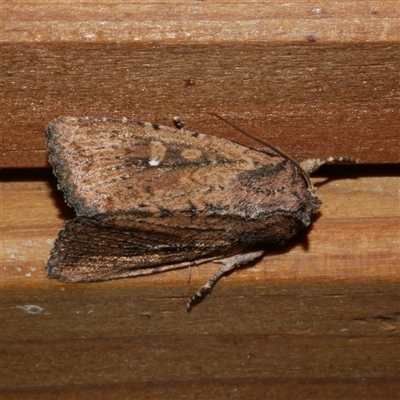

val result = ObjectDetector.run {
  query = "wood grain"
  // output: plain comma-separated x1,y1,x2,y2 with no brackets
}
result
1,1,399,167
1,1,399,397
1,167,399,398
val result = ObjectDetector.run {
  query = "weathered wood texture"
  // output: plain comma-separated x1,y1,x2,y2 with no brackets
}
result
1,166,399,398
1,1,399,167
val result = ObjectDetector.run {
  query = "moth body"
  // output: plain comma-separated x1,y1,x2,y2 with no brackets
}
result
46,116,357,310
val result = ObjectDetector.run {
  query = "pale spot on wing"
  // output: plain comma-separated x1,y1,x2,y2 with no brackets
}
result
149,141,167,166
241,156,255,170
181,148,203,161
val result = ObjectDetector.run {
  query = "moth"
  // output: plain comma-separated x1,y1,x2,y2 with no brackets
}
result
46,115,357,310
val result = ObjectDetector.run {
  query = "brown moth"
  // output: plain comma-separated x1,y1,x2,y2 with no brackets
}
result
46,116,357,310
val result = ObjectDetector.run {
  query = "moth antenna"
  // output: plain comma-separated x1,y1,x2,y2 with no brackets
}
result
209,113,313,188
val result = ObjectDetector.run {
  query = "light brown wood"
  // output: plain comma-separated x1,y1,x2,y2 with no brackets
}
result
2,1,398,43
1,167,399,398
1,1,399,167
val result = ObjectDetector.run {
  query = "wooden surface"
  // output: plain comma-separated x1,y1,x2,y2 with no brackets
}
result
1,1,399,167
1,166,399,399
2,1,399,398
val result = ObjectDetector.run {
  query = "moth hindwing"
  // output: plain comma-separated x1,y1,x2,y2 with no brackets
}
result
46,116,356,310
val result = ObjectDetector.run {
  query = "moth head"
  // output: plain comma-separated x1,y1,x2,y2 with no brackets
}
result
308,189,323,215
295,190,322,228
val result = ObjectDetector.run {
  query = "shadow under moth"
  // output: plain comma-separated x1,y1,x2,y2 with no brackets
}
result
46,115,357,310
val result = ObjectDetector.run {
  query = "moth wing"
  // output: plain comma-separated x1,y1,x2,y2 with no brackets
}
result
46,116,279,217
48,215,248,282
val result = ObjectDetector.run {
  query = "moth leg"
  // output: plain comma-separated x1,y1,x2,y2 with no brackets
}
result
301,157,359,175
187,250,264,311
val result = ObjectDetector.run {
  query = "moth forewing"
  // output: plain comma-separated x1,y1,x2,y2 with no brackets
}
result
46,116,284,217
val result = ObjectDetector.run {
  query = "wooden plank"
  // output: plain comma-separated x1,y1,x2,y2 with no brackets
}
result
1,167,399,398
1,1,399,167
2,1,398,43
2,166,399,288
3,1,398,44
